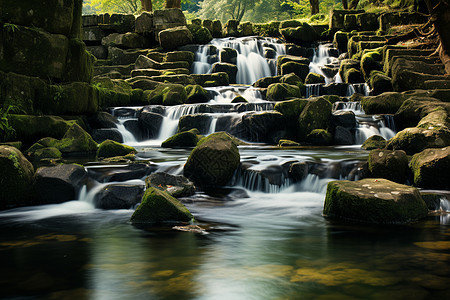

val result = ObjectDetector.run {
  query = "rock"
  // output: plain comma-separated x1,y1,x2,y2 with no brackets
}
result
368,149,408,183
361,135,387,150
135,55,190,70
289,162,309,182
88,112,118,129
409,147,450,189
242,111,286,143
323,178,428,224
266,83,301,101
212,20,223,38
184,132,240,186
191,73,229,87
361,51,382,79
361,92,406,115
339,59,360,82
278,139,300,147
187,24,213,44
108,47,148,65
280,62,310,81
369,71,393,95
97,140,136,158
298,97,332,138
130,187,193,224
224,19,239,37
219,48,238,65
334,126,353,145
379,11,429,31
145,172,195,198
161,129,200,148
394,97,448,130
58,124,98,153
280,23,319,44
83,26,107,43
253,21,280,37
274,99,308,124
86,45,107,59
211,63,238,84
178,114,211,134
280,73,306,94
135,12,153,33
321,83,348,96
102,32,144,49
333,31,350,53
166,51,195,66
108,14,135,33
253,76,281,88
152,8,186,35
92,129,123,144
356,13,379,31
35,164,87,204
307,129,332,145
329,9,365,31
158,26,193,50
94,184,144,209
305,73,325,84
0,146,34,209
276,55,310,72
232,95,248,103
28,147,63,162
238,22,254,36
264,47,277,59
387,127,450,155
143,83,187,106
331,110,356,129
344,68,364,84
185,85,210,104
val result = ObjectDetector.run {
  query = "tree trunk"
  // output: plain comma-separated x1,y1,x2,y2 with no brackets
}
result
141,0,152,11
425,0,450,74
310,0,319,15
165,0,181,8
342,0,348,9
348,0,359,9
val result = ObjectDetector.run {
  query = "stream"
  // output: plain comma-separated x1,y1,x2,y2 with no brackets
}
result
0,37,449,299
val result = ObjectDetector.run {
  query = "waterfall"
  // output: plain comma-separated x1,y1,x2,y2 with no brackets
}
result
116,119,138,143
192,37,286,85
305,84,322,98
354,115,396,144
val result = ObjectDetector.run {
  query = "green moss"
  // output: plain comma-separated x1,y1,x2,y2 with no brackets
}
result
97,139,136,158
305,72,325,84
361,51,382,79
161,129,200,148
185,85,210,104
274,99,308,123
187,24,213,44
306,129,332,145
368,149,408,183
266,83,301,101
409,147,450,189
298,97,332,139
64,39,95,83
361,92,405,115
130,187,193,224
144,83,187,106
361,135,387,150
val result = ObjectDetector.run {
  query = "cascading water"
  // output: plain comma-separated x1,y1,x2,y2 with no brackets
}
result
192,36,286,84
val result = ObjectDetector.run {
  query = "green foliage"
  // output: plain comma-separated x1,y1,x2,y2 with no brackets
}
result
3,23,19,33
0,105,18,142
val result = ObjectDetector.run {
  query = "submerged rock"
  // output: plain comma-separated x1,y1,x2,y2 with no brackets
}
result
409,147,450,190
184,132,240,186
0,146,34,209
145,172,195,198
323,178,428,224
130,187,193,224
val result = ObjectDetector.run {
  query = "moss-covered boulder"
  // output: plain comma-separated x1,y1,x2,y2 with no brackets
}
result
187,24,213,44
338,59,360,82
97,139,136,158
361,51,382,79
369,71,393,96
361,92,406,115
212,20,223,38
387,127,450,155
212,63,238,84
231,95,248,103
307,129,332,145
145,172,195,198
185,84,210,104
305,73,326,84
34,164,87,204
280,62,310,81
368,149,408,183
0,146,34,209
238,22,254,36
280,23,319,44
130,187,194,224
409,147,450,189
144,83,188,106
58,123,98,153
184,132,240,186
277,55,310,74
323,178,428,224
266,83,301,101
191,72,229,87
158,26,193,50
298,97,332,138
28,147,62,162
361,135,387,150
252,76,281,88
223,19,239,37
161,129,200,148
242,111,286,143
274,99,308,124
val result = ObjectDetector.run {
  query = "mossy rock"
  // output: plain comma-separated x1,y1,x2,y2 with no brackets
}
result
387,127,450,155
361,92,406,115
184,132,240,186
298,97,332,139
58,123,98,153
274,98,308,124
161,129,200,148
97,139,136,158
277,55,310,74
29,147,62,162
185,84,210,104
145,172,195,198
280,62,310,81
305,72,325,84
0,146,34,209
361,135,387,150
266,83,301,101
130,187,194,224
306,129,332,145
278,139,300,147
191,72,229,87
344,68,364,84
144,83,187,106
231,95,248,103
409,147,450,189
361,51,382,80
323,178,428,224
187,24,213,44
64,38,95,83
369,71,393,96
368,149,408,183
280,23,319,44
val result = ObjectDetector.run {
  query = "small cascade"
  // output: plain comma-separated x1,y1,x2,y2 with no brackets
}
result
333,101,365,115
192,37,286,84
305,84,322,98
309,44,340,84
206,85,266,103
234,168,292,193
116,119,138,143
347,83,371,96
355,115,396,144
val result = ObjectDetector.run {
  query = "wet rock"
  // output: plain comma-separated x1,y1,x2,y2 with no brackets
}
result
369,71,393,96
97,140,136,158
323,178,428,224
95,184,144,209
280,62,310,81
191,73,229,87
331,111,356,129
232,95,248,103
253,76,281,88
137,110,164,139
298,97,332,138
86,45,107,59
88,163,154,182
88,112,118,129
242,111,286,143
344,68,364,84
394,97,448,130
143,83,187,105
289,162,309,181
368,149,408,183
185,84,210,104
329,9,365,31
130,187,193,224
211,63,238,84
274,98,308,125
219,48,238,65
161,129,201,148
135,12,153,33
280,22,319,44
153,8,187,34
339,59,360,81
0,146,34,209
387,127,450,155
35,164,87,204
307,129,332,145
166,51,195,66
277,55,310,72
158,26,193,50
184,132,240,186
212,20,223,38
178,114,212,134
102,33,144,49
361,92,406,115
333,126,353,145
410,147,450,189
305,73,325,84
92,129,123,144
266,83,301,101
361,135,387,150
238,22,254,36
224,19,239,37
187,24,213,44
145,172,195,198
361,51,382,79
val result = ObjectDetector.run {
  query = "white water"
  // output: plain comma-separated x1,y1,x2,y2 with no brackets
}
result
192,37,286,85
116,119,138,143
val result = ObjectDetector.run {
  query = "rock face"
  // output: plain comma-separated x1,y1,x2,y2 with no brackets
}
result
0,146,34,209
158,26,193,50
368,149,408,183
145,172,195,198
184,132,240,186
409,147,450,189
323,178,428,224
97,140,136,158
94,184,144,209
130,187,193,224
34,164,87,204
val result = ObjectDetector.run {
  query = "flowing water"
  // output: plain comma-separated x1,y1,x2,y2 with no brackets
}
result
1,39,449,299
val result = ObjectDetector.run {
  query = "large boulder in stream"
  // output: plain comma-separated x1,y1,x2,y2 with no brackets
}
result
323,178,428,224
368,149,408,183
361,135,387,150
266,83,301,101
161,129,201,148
95,184,144,209
361,92,406,115
145,172,195,198
0,146,34,209
409,147,450,190
130,187,194,224
184,132,240,186
34,164,87,204
298,97,332,139
97,140,136,158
